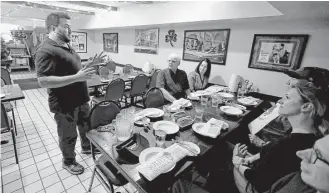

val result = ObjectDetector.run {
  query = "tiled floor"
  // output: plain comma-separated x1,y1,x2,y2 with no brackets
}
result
1,70,138,193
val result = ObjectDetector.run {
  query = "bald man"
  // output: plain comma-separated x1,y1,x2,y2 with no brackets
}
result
156,53,191,102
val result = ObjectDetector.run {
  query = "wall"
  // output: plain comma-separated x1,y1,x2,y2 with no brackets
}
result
81,17,329,97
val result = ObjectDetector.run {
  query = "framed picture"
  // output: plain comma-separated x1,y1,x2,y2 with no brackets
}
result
103,33,118,53
183,29,230,65
248,34,309,72
70,31,87,53
134,28,159,55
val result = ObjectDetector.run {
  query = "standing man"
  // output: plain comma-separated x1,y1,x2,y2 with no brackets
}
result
156,53,191,102
35,12,105,175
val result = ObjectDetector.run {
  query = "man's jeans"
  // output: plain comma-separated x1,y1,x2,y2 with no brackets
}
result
53,103,90,164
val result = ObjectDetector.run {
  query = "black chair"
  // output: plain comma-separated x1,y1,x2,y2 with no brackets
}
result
123,74,149,107
1,67,12,85
88,100,129,192
1,103,19,164
148,69,161,89
91,78,125,107
143,87,165,108
1,76,17,136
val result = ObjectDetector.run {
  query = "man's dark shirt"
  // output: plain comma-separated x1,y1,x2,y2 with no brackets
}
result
35,38,89,113
157,68,190,99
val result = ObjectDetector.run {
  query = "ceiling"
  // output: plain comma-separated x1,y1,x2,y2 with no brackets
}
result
1,1,329,29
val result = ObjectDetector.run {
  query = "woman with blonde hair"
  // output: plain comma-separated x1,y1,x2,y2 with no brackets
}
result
233,79,327,193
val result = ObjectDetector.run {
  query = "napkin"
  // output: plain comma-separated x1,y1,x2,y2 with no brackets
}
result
198,118,225,138
134,109,156,121
170,98,191,111
205,85,226,93
137,144,189,181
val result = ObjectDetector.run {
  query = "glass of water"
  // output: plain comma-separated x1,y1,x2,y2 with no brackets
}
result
201,95,208,106
195,106,204,121
155,130,166,147
211,94,219,108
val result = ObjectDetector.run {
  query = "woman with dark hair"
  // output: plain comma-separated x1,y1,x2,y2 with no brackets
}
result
188,58,211,92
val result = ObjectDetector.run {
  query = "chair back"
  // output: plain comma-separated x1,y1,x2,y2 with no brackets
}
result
143,87,165,108
89,100,121,130
106,61,116,72
105,78,125,101
123,64,134,74
149,69,160,88
130,74,149,97
1,68,11,85
1,103,10,129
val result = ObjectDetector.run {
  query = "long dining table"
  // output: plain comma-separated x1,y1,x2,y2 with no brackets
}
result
86,95,264,193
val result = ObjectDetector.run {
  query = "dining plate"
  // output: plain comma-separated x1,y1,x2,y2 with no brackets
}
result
139,147,175,173
100,79,110,83
237,97,259,106
192,122,229,137
0,94,5,98
187,95,200,101
129,76,136,79
134,117,151,126
113,72,119,75
217,92,234,98
177,141,201,156
143,108,164,118
220,106,243,116
153,121,179,134
232,104,247,111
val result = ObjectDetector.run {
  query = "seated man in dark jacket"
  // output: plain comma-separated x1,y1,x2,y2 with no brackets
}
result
265,134,329,193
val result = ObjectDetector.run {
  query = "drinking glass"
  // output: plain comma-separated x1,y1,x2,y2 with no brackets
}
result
115,121,131,142
155,130,167,147
163,105,171,118
211,94,219,108
201,95,208,106
99,67,110,82
195,106,204,120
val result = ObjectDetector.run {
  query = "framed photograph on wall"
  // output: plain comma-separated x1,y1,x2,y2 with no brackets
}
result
248,34,309,72
70,31,87,53
134,28,159,55
182,29,230,65
103,33,118,53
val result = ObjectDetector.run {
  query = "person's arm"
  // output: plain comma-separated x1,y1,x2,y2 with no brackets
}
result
35,49,96,89
160,88,176,102
38,67,95,88
156,70,176,102
187,73,195,92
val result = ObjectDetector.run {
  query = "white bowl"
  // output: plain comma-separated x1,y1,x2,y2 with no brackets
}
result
153,121,179,134
220,106,243,116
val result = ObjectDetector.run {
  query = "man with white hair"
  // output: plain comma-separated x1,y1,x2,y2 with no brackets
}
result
156,53,190,102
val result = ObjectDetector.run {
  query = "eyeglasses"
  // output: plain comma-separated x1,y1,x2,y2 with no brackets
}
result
167,59,178,63
310,147,329,166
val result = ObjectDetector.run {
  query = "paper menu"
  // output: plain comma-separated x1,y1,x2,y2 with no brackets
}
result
248,106,280,135
137,144,189,181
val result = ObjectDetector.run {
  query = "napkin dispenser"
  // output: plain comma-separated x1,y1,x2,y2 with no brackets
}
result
114,133,150,164
228,74,244,93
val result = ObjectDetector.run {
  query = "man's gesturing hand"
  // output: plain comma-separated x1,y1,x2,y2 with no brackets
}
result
84,51,107,68
76,66,96,82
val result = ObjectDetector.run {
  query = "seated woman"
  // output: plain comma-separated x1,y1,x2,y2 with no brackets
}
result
233,79,327,193
249,67,329,148
188,58,211,92
156,53,190,102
